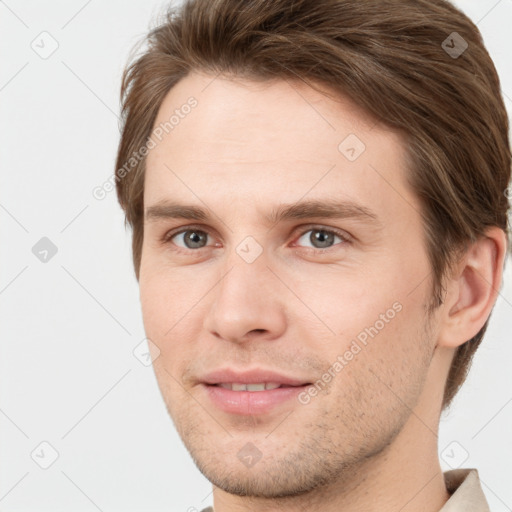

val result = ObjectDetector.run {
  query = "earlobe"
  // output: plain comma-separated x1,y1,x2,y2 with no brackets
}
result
437,227,507,349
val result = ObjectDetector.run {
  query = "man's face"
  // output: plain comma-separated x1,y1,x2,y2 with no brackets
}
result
140,72,439,497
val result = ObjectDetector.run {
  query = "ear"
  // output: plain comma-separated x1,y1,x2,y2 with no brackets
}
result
437,226,508,348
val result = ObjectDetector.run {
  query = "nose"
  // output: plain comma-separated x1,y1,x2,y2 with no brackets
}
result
202,256,287,345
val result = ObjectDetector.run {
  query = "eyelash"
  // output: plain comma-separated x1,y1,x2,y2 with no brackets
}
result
160,224,352,254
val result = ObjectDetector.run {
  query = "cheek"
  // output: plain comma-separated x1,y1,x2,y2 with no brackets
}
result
139,271,196,414
286,264,400,340
139,274,165,336
139,263,209,364
139,249,187,324
139,262,180,353
295,253,430,366
325,292,432,416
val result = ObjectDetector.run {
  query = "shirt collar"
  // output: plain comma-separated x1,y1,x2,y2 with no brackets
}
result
439,468,490,511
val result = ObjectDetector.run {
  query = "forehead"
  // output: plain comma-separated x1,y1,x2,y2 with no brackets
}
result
144,71,413,220
147,71,385,163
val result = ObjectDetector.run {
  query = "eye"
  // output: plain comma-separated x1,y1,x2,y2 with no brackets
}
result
165,227,212,250
294,226,350,251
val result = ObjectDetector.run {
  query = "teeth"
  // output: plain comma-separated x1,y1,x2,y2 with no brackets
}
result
218,382,281,391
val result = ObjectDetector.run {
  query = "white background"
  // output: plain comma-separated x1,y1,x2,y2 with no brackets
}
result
1,0,511,510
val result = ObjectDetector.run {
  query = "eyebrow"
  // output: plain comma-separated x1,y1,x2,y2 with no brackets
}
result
145,199,381,227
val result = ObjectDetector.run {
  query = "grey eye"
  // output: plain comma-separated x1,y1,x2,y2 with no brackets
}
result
173,229,209,249
296,229,342,249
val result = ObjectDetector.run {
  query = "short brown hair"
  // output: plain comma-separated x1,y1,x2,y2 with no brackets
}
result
115,0,511,411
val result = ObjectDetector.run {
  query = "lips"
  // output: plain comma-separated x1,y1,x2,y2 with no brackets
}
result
200,368,312,388
202,379,312,415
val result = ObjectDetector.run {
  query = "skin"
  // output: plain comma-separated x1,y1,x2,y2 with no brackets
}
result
140,71,506,512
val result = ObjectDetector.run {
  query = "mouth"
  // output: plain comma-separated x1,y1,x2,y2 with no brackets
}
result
198,368,313,414
208,382,309,391
200,368,311,388
201,381,313,415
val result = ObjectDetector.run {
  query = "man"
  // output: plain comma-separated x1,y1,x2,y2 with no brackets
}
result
114,0,510,510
